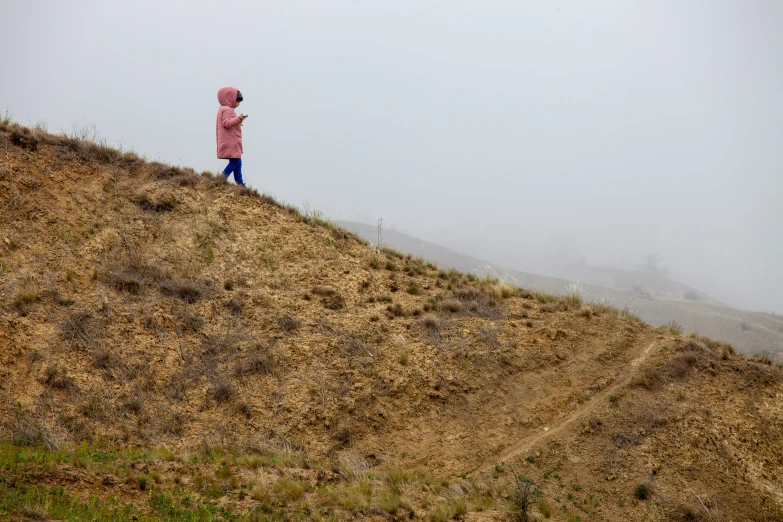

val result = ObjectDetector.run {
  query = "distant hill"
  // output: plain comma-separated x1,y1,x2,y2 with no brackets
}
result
340,220,783,357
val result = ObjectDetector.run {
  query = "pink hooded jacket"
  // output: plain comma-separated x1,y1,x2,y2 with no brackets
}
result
216,86,243,159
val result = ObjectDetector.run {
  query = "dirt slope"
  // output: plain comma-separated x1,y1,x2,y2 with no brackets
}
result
341,220,783,358
1,123,782,521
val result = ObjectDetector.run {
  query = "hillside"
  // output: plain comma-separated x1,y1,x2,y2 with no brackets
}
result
1,121,782,521
341,221,783,358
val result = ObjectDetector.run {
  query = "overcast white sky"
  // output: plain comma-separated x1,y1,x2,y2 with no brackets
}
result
1,1,781,312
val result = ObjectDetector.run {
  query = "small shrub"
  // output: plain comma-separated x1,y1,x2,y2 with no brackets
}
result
9,126,40,151
387,303,406,317
429,504,451,522
634,483,649,500
159,277,208,303
634,366,662,390
41,366,75,390
421,314,440,333
274,478,306,503
563,282,584,307
591,301,618,316
439,298,463,313
385,260,397,271
664,350,700,379
236,402,252,418
535,292,557,304
92,346,116,370
211,381,235,403
78,395,105,419
510,475,539,522
224,280,234,291
376,489,404,515
499,284,517,298
407,282,423,295
124,398,143,414
149,161,183,180
621,306,642,322
171,172,200,187
323,293,346,310
251,483,273,504
578,306,593,318
61,310,94,347
666,320,683,336
538,501,552,518
181,313,204,332
278,314,301,332
134,194,176,213
235,350,274,377
14,281,38,313
227,296,244,316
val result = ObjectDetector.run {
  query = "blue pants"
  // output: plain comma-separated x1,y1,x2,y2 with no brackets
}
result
223,158,244,185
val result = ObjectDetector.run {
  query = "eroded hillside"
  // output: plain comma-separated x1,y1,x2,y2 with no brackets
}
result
1,122,782,521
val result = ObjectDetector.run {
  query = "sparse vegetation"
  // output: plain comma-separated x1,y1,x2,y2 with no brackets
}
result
439,298,463,313
563,282,584,308
421,314,440,334
666,319,683,335
210,380,235,403
1,122,782,522
278,314,301,332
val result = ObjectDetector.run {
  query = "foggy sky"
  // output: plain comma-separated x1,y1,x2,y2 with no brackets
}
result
2,1,781,312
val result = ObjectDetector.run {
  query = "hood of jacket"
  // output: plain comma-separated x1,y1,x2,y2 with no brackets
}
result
217,86,239,109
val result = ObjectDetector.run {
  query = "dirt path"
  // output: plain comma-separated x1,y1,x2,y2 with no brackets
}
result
475,339,659,473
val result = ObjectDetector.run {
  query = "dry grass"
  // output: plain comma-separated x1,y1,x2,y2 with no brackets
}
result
278,314,301,333
563,282,584,308
159,277,210,303
578,306,594,318
591,301,618,316
9,126,40,151
13,287,37,313
407,282,423,295
439,298,463,313
386,303,406,318
312,286,346,310
234,348,275,377
61,311,94,347
210,380,235,403
40,366,75,391
665,320,684,336
134,194,176,213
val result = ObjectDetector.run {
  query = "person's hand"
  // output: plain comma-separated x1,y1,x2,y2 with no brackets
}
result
239,114,248,121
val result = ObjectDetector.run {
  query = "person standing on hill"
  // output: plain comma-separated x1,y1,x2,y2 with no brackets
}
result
216,86,247,186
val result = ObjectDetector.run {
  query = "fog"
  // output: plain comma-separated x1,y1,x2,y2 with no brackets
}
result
2,1,781,313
